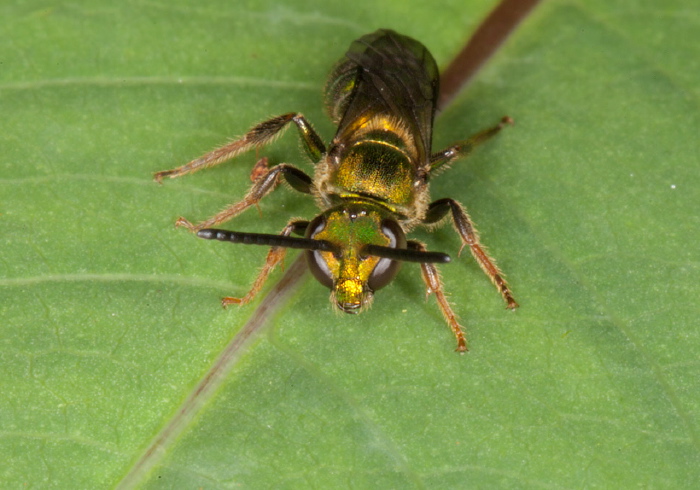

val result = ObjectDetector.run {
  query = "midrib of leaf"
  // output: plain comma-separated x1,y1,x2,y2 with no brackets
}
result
115,255,309,488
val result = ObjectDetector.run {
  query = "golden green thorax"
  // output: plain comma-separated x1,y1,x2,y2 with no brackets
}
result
307,200,405,313
330,115,417,210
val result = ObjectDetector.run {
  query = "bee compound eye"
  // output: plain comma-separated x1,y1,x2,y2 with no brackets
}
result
380,219,406,249
367,256,402,291
367,220,406,291
306,214,326,239
305,250,334,289
305,215,334,288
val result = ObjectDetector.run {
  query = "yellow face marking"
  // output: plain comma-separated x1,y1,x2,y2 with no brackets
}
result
336,277,366,311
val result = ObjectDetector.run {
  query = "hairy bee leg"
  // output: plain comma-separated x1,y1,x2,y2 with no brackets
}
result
429,116,513,172
408,241,468,352
154,113,326,182
249,156,269,182
222,220,310,307
425,199,518,309
176,164,313,232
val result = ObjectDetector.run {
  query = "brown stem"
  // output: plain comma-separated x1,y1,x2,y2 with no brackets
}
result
438,0,541,110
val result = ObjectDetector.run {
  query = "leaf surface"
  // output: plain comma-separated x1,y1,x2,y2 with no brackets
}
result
1,0,698,487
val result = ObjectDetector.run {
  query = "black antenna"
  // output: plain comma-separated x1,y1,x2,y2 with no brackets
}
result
198,229,451,264
197,229,338,253
363,244,451,264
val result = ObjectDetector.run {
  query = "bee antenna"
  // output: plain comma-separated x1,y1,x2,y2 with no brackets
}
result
362,244,451,264
197,228,339,253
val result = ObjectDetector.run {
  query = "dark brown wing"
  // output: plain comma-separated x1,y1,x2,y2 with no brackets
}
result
324,29,439,163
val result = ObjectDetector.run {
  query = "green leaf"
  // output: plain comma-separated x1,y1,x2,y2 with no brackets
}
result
2,0,698,487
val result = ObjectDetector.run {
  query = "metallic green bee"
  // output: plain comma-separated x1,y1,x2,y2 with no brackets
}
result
155,29,517,351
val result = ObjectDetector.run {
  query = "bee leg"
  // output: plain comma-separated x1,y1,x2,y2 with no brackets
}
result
154,113,326,182
176,164,313,232
222,220,310,307
408,240,468,352
429,116,512,172
249,156,270,182
425,198,518,309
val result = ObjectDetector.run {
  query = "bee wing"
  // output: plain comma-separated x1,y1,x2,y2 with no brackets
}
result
328,29,439,164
